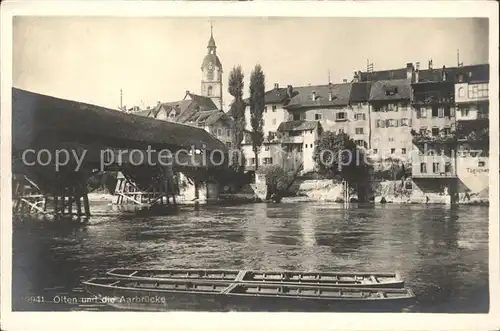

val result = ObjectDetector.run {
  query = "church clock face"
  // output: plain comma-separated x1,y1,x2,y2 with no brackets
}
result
208,63,214,70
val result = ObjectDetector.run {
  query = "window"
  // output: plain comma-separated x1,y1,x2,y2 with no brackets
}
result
390,148,395,154
310,143,314,148
460,107,470,117
315,113,322,120
293,113,301,121
373,149,378,154
445,162,452,173
443,127,451,135
458,87,465,97
226,129,231,137
264,106,268,113
216,128,222,136
226,142,232,148
376,119,385,128
207,86,213,96
338,128,345,134
420,108,427,118
420,163,427,173
400,118,410,126
355,127,364,134
419,127,427,135
272,119,277,125
468,84,479,98
207,69,214,81
386,119,397,127
388,137,394,142
432,127,439,136
250,158,255,165
336,112,347,120
355,140,365,147
355,113,366,120
386,103,398,112
432,106,439,118
272,105,277,112
477,83,489,97
444,106,451,117
265,145,270,151
432,162,440,173
401,148,407,154
478,160,486,167
438,107,444,118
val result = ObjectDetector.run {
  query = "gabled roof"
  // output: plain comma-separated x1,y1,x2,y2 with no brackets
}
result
369,79,412,101
449,64,489,83
359,68,407,82
284,83,352,110
180,109,233,127
184,92,218,110
277,120,320,132
243,87,295,106
350,82,372,103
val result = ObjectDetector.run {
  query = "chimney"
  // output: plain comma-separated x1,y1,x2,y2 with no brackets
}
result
186,90,190,95
353,71,360,83
311,90,317,100
147,106,150,110
274,83,279,89
442,65,447,81
157,101,161,105
415,68,419,83
328,86,333,101
343,79,348,83
287,85,293,98
428,59,433,70
416,62,420,71
406,62,414,80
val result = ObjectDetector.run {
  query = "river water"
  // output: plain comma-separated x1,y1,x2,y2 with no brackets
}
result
12,202,489,313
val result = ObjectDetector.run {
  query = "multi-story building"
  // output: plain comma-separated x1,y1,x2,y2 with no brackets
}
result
454,64,490,195
240,84,294,170
277,120,322,172
349,80,372,150
410,62,457,179
368,77,413,159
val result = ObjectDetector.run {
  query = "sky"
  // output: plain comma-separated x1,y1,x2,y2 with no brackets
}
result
13,17,489,111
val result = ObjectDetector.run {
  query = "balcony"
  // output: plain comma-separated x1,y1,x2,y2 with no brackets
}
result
411,129,457,146
280,136,304,144
456,128,489,144
412,91,454,105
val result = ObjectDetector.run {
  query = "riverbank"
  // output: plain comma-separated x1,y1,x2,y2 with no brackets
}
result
87,180,489,207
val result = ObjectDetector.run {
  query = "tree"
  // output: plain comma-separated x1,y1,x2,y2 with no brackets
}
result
228,66,245,149
249,64,265,170
313,131,372,202
227,66,246,172
257,165,295,200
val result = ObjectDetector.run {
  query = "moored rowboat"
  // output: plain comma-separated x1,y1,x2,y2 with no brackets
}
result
106,268,404,288
83,277,415,312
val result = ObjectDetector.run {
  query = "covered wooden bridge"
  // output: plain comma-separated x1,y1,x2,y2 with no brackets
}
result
12,88,230,218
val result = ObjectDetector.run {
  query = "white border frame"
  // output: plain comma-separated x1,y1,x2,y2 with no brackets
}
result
1,1,499,331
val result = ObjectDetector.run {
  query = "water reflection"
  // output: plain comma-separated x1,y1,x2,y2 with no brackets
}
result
12,203,489,313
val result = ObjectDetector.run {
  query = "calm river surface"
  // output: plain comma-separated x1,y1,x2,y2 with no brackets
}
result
12,202,489,313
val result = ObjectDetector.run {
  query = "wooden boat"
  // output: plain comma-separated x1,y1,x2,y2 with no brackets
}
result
106,268,404,288
82,277,415,312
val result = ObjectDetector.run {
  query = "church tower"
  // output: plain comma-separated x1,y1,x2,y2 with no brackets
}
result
201,23,223,110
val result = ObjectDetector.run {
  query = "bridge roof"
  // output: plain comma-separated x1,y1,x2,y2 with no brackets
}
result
12,88,228,152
